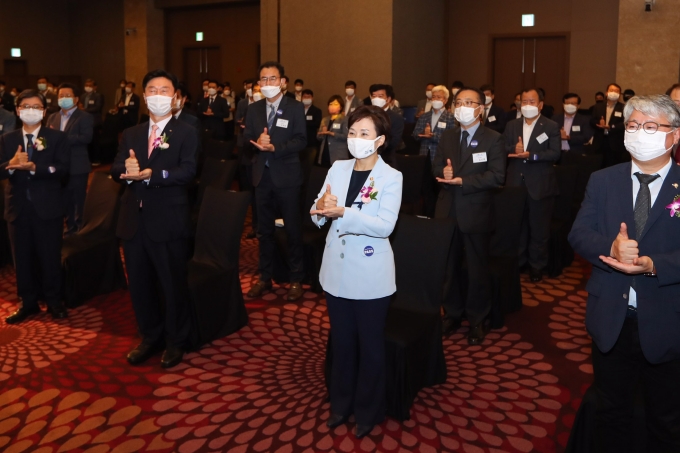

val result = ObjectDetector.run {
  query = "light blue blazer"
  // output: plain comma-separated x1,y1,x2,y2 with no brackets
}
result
311,156,403,300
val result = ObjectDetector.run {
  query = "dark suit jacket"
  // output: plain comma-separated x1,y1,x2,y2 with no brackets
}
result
304,104,322,147
175,109,202,157
569,162,680,363
46,108,93,175
552,112,594,152
432,124,506,233
284,91,296,100
0,127,70,222
122,93,140,128
503,116,561,200
0,92,14,112
541,104,555,119
81,91,104,126
197,95,228,130
42,91,59,115
590,101,625,154
483,103,507,134
111,117,197,242
0,108,16,135
243,96,307,188
384,108,404,168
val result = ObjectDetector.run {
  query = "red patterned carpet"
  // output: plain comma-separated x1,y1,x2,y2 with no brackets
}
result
0,228,594,453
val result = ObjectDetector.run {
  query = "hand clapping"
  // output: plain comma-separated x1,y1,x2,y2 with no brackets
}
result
250,127,275,152
310,184,344,218
599,222,654,274
7,145,35,171
120,149,152,181
435,159,461,185
508,136,529,159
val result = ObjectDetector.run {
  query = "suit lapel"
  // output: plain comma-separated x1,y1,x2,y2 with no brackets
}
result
335,159,354,208
640,162,680,241
64,109,78,133
526,118,546,152
137,122,150,167
616,163,636,239
460,125,482,167
148,117,176,164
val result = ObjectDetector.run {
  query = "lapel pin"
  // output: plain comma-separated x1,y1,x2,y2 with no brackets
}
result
673,183,678,189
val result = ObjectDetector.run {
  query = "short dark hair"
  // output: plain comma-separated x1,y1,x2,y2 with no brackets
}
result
176,83,188,98
369,84,394,99
479,84,495,94
607,83,622,93
522,88,544,102
302,89,314,97
37,76,49,82
455,87,485,106
120,79,127,84
281,75,289,83
128,81,136,88
258,61,285,79
562,92,582,104
85,78,96,85
595,91,605,98
666,84,680,96
57,82,80,98
345,80,356,89
623,88,635,97
426,82,436,88
224,81,231,88
327,94,345,111
202,78,210,83
537,87,546,97
16,89,46,109
142,69,178,91
451,80,464,89
294,79,303,85
347,105,392,154
208,79,218,85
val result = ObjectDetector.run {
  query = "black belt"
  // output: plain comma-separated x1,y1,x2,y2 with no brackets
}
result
626,305,637,319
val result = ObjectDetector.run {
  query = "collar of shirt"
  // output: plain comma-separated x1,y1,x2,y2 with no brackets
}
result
431,109,444,129
61,105,77,118
461,121,481,144
174,108,183,119
149,116,172,137
22,125,41,148
631,157,672,208
266,95,283,113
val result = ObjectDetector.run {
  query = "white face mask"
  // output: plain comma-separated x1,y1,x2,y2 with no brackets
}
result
84,87,93,93
37,83,47,91
302,98,312,106
295,86,303,92
454,106,479,126
125,87,132,94
431,100,444,110
348,136,382,159
607,91,620,102
345,88,355,96
371,97,387,108
246,88,253,97
252,92,264,102
145,95,174,117
625,128,674,162
521,105,539,119
208,88,217,96
425,91,433,99
485,96,493,105
563,104,578,115
260,84,281,99
19,109,44,126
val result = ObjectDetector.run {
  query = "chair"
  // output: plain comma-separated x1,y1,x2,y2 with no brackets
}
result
204,138,235,161
547,165,578,277
395,154,427,215
488,186,527,328
187,188,250,350
0,181,12,267
61,172,127,308
194,157,239,207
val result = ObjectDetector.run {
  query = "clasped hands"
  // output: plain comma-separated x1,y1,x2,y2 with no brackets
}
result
250,127,275,152
435,159,462,185
120,150,152,181
508,137,529,159
7,145,36,172
599,223,654,274
310,184,344,218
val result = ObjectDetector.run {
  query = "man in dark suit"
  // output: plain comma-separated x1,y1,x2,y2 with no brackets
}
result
47,83,93,236
0,81,14,113
111,69,197,369
244,61,307,301
197,80,228,140
0,103,16,135
1,89,70,324
369,84,403,168
433,87,506,344
591,83,626,168
118,82,140,130
281,76,296,100
552,92,594,155
569,94,680,452
301,89,322,148
37,77,59,115
80,79,104,165
503,88,561,282
480,84,507,134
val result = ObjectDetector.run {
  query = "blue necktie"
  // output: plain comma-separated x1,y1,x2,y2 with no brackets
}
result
267,105,276,130
26,134,34,161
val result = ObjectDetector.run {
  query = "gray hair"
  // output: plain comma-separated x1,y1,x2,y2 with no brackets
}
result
623,94,680,127
431,85,449,100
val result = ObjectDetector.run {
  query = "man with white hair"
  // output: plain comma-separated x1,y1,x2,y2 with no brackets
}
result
569,94,680,452
412,85,456,217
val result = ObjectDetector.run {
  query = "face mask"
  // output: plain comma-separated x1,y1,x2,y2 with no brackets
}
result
345,88,355,96
431,100,444,110
145,95,174,117
224,90,231,96
58,97,74,109
260,85,281,99
625,128,673,161
371,97,387,108
38,83,47,91
295,86,302,92
563,104,578,115
208,88,217,96
484,96,492,105
302,98,312,106
521,105,539,119
84,86,93,93
252,92,264,102
454,106,479,126
246,88,253,97
202,86,209,92
607,91,620,102
125,87,132,94
348,136,382,159
19,109,43,126
425,91,433,99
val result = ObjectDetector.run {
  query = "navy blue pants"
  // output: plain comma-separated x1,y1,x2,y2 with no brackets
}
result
325,292,391,425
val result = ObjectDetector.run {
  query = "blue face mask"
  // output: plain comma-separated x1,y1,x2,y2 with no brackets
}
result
58,97,74,109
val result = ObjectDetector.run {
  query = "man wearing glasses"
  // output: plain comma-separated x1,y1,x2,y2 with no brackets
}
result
1,89,70,324
569,94,680,452
503,88,561,283
244,61,307,301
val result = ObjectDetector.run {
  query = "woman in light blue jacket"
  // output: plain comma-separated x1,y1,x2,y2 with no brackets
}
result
310,105,403,439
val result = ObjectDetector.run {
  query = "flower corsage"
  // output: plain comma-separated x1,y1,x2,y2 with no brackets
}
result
35,137,47,151
665,194,680,218
354,177,378,210
152,133,170,150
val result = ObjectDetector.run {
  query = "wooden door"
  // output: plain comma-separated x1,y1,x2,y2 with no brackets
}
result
184,47,222,100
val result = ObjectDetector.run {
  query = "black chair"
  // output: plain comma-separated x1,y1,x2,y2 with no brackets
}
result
187,188,250,350
204,138,235,161
395,154,427,215
488,186,527,328
0,181,12,267
547,165,578,277
61,172,127,308
194,157,239,208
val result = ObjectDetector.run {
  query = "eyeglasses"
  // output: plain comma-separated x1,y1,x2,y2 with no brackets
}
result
625,121,675,134
146,87,172,96
259,76,279,85
453,100,481,108
18,105,44,111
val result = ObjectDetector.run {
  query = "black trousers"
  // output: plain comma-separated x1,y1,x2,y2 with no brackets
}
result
592,317,680,453
122,218,191,348
325,292,391,426
519,192,554,271
255,167,304,282
421,153,439,218
238,160,258,230
64,173,89,235
8,204,63,309
443,227,491,327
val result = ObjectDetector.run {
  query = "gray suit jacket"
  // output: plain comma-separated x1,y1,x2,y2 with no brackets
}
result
317,114,350,165
47,108,93,175
344,96,362,116
81,91,104,126
0,108,16,136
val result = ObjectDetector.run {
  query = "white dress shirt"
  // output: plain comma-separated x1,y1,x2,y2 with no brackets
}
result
522,115,540,150
562,114,575,151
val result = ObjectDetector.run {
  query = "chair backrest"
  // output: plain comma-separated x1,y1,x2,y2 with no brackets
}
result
390,214,455,314
193,188,250,269
489,186,527,258
553,165,578,222
302,166,331,227
77,172,122,238
196,157,238,206
395,154,427,206
204,139,235,161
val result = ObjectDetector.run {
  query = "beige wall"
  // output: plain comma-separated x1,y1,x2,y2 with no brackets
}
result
616,0,680,95
124,0,165,93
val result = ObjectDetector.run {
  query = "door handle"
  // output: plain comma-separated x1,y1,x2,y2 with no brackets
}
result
522,39,525,74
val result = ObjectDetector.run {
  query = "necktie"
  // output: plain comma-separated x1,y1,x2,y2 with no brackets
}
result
460,130,469,156
209,96,214,106
632,172,660,292
26,134,34,161
267,104,276,130
148,124,158,158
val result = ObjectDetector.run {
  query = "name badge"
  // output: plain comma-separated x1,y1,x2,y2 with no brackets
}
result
536,132,548,144
488,115,496,122
129,101,135,105
332,123,341,130
472,152,487,163
572,125,581,132
306,115,313,120
614,111,622,117
437,121,446,129
276,118,289,128
47,99,52,103
89,100,95,104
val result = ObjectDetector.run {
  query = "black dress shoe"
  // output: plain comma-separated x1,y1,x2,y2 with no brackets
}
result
355,424,374,439
325,413,348,428
127,342,163,366
5,306,40,324
442,317,461,335
49,304,68,320
247,280,272,298
286,282,303,301
529,268,543,283
467,323,490,345
161,347,184,369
